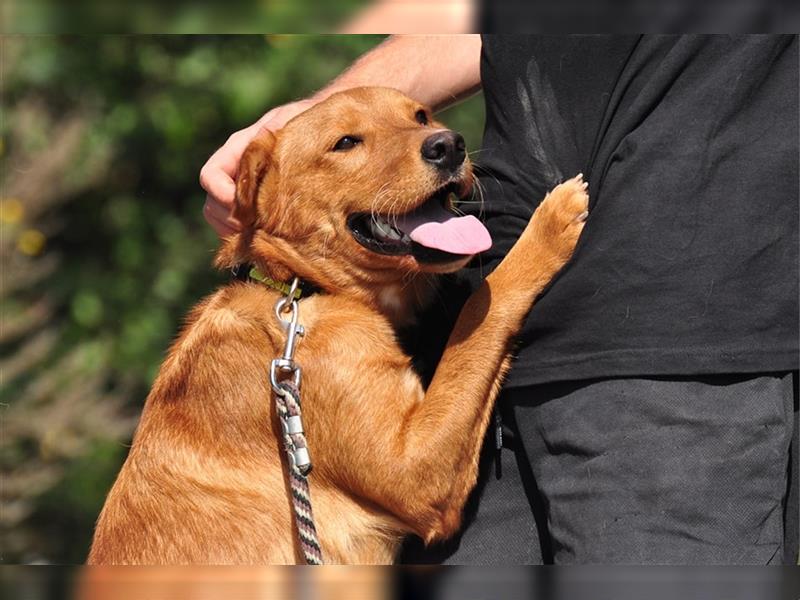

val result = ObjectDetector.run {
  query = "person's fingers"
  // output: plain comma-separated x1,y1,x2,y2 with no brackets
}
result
199,116,272,200
200,168,237,208
211,219,238,238
203,196,242,235
200,99,320,236
203,194,237,223
200,101,315,197
204,208,237,237
199,130,253,235
199,165,238,235
199,133,251,199
217,127,261,176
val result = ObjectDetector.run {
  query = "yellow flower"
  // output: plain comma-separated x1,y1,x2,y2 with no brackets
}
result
1,198,24,225
17,229,46,256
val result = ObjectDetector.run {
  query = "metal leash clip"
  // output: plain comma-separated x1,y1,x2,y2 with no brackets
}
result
269,277,311,472
270,277,305,392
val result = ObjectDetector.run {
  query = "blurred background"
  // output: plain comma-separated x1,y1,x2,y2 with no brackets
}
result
3,1,370,33
4,0,796,34
0,34,486,564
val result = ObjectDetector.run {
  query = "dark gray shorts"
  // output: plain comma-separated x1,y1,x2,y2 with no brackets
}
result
401,372,798,565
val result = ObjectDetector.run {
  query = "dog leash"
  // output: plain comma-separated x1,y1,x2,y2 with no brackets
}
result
265,274,324,565
273,380,323,565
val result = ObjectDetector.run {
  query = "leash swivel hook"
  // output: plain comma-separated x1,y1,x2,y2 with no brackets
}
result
270,278,305,393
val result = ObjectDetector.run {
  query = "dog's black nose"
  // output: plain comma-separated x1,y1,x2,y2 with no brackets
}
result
421,131,466,174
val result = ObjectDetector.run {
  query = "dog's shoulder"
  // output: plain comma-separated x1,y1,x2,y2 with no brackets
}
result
179,282,287,345
295,293,408,364
144,283,283,400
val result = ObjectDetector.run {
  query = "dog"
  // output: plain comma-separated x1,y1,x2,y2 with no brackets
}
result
88,87,588,564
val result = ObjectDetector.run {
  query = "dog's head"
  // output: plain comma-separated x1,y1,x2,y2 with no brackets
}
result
217,87,491,318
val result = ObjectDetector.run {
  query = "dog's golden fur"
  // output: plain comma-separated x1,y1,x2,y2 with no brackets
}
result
88,87,588,564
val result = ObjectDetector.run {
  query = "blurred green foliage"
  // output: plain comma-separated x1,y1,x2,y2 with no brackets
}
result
1,35,485,563
4,0,367,33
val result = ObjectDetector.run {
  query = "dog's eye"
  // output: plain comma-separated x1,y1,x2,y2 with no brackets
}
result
332,136,362,151
415,110,429,126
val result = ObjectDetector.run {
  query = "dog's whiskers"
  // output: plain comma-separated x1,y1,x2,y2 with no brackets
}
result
470,172,487,220
370,182,393,231
386,192,403,232
399,268,418,292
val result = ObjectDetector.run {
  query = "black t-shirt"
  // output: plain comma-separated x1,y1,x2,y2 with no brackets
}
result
439,35,798,387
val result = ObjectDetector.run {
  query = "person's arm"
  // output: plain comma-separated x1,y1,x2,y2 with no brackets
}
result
341,0,475,35
316,34,482,112
200,35,482,236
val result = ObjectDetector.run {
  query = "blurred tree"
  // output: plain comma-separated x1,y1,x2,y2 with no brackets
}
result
4,0,369,34
0,35,485,563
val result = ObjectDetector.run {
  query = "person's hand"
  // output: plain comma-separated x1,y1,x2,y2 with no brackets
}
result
200,99,317,237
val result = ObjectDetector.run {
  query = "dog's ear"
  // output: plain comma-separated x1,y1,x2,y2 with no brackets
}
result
234,129,276,228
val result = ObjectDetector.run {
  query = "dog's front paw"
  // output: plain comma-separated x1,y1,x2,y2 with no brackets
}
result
525,173,589,266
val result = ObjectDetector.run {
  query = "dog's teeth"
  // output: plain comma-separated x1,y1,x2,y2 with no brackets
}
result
371,220,386,237
384,228,401,241
371,217,402,241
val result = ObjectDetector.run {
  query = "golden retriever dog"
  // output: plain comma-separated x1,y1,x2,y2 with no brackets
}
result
88,87,588,564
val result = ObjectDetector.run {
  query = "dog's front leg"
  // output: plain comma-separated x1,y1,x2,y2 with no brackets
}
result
390,175,589,543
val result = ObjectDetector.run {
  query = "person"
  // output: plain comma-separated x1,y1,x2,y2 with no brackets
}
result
200,35,799,564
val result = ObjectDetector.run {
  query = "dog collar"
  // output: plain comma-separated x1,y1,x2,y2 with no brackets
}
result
232,264,320,299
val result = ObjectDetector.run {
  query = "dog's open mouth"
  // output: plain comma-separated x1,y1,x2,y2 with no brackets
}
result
347,182,492,263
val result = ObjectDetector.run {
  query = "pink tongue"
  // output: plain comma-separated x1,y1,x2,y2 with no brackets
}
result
396,201,492,255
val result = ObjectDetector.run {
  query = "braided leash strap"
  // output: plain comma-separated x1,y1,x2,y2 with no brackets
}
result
274,380,323,565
